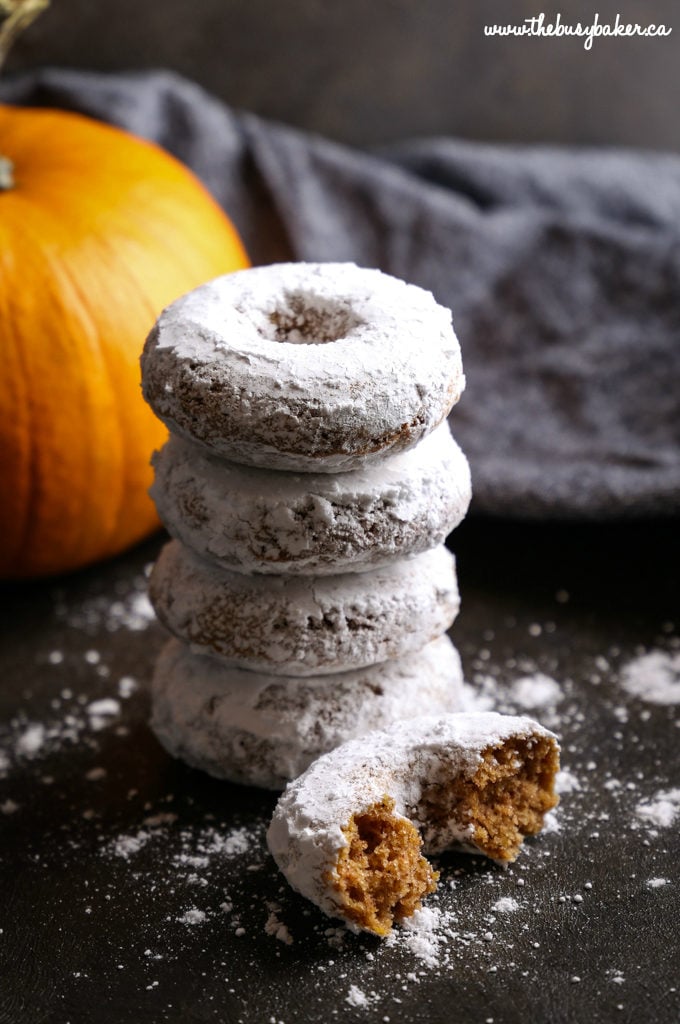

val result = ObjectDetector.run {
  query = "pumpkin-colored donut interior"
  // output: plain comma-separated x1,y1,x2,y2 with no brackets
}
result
419,734,559,863
333,796,437,937
331,734,559,936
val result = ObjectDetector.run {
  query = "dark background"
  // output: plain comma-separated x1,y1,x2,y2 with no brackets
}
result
2,524,679,1024
7,0,680,150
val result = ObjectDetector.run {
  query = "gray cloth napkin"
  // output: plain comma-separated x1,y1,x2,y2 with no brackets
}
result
4,67,679,520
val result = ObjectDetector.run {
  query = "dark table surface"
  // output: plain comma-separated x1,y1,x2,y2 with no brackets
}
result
1,519,679,1024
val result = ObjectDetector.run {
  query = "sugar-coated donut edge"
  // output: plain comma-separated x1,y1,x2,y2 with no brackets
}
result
149,541,460,676
267,712,558,929
150,421,472,575
149,635,465,790
141,263,465,472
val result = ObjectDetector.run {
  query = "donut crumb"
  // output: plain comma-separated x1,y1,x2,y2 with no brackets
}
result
419,735,559,863
331,797,438,937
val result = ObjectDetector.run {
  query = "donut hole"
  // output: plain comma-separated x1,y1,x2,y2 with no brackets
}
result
331,796,438,936
418,735,559,863
260,290,364,345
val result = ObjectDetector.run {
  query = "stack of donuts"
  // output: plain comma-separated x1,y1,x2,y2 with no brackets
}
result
141,262,471,790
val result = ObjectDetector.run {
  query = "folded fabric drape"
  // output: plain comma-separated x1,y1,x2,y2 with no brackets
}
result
3,68,679,520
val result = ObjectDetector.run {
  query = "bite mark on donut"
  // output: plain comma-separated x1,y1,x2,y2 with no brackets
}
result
331,796,438,937
417,734,560,863
329,735,558,935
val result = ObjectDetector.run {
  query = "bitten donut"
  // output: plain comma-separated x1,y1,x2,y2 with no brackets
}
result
141,262,465,473
148,540,460,676
150,421,471,576
267,713,560,936
150,635,465,790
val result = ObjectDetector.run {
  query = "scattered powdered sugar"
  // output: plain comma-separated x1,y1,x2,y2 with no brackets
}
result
620,650,680,705
177,908,206,926
460,683,495,714
3,557,675,1012
542,810,561,834
87,699,121,731
385,906,454,968
104,819,260,873
346,984,370,1008
87,815,269,948
508,673,563,711
463,657,567,729
555,770,581,794
87,699,121,718
16,723,46,758
110,831,152,860
108,591,156,632
55,574,155,634
492,897,519,913
635,788,680,828
5,573,157,772
1,668,141,774
4,710,102,769
118,676,138,699
265,904,294,945
219,827,252,857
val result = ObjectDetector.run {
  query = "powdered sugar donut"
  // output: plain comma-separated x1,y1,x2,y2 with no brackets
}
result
150,635,464,790
150,421,471,576
267,713,559,936
148,540,460,676
141,262,465,473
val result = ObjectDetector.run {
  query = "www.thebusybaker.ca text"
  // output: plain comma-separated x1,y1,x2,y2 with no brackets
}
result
483,12,672,50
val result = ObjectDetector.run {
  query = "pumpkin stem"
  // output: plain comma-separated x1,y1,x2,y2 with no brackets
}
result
0,0,49,75
0,155,13,188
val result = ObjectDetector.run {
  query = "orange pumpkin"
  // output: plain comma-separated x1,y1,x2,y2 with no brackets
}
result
0,103,249,579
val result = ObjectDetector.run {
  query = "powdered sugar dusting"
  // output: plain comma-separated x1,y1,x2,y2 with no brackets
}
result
143,262,463,473
508,673,563,711
346,984,370,1007
87,699,120,718
1,529,677,1018
265,904,294,945
267,713,557,924
55,575,155,634
492,897,519,913
620,650,680,704
463,659,566,729
635,788,680,828
2,690,131,771
104,819,261,871
152,422,471,578
542,810,561,833
177,908,206,926
16,723,46,758
386,906,453,968
110,831,151,860
555,770,581,794
215,826,252,857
